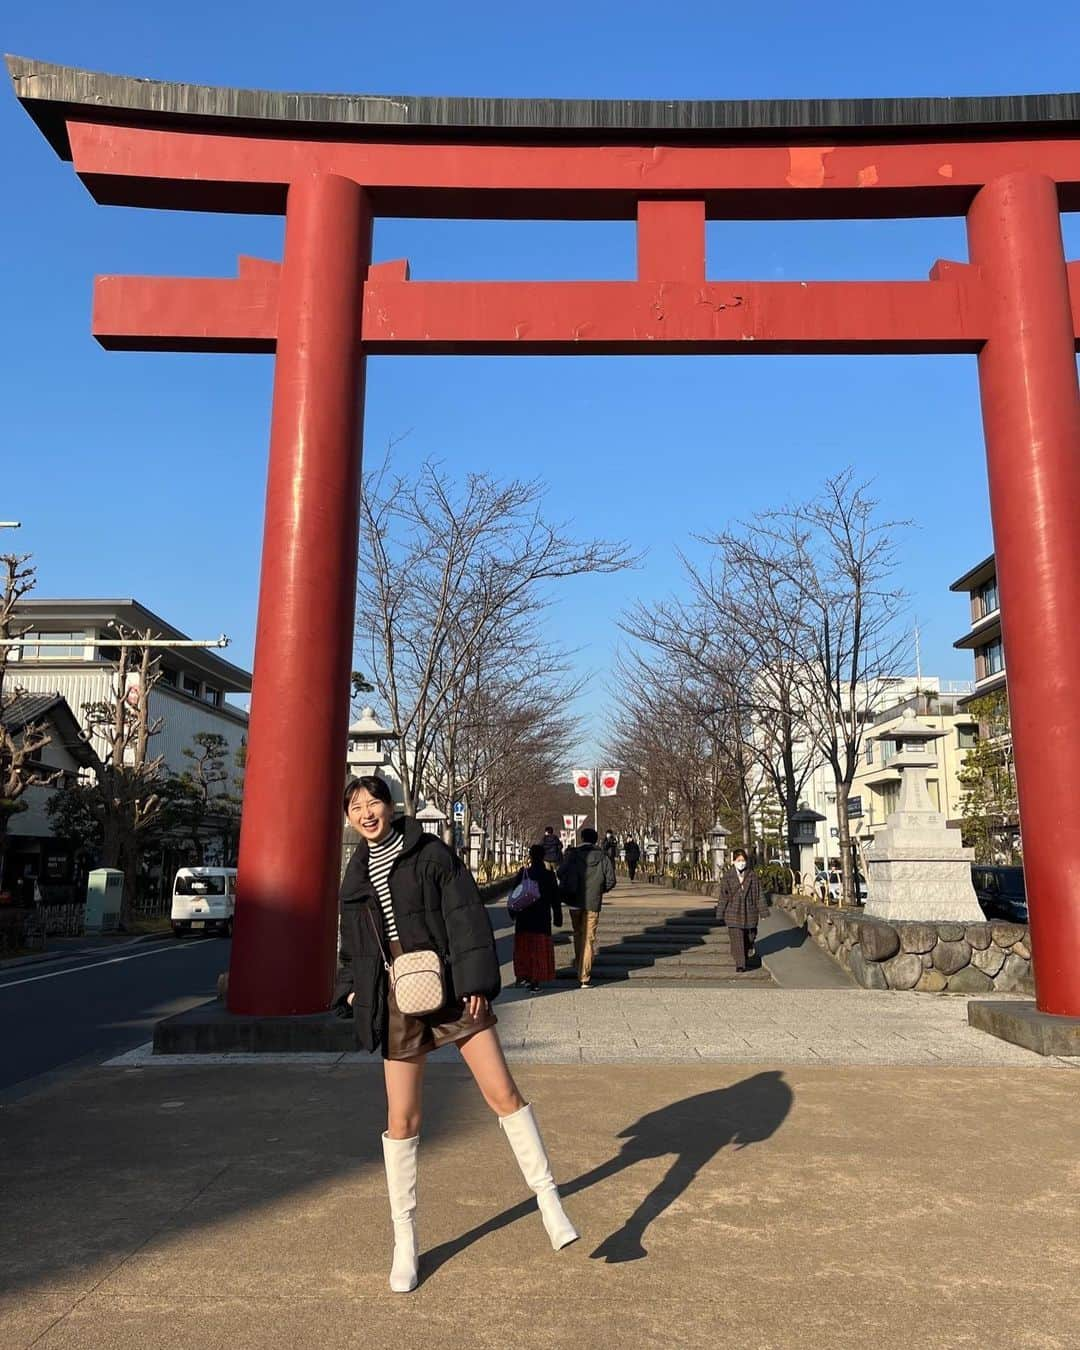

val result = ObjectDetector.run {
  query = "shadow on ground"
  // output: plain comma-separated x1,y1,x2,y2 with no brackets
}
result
421,1071,793,1276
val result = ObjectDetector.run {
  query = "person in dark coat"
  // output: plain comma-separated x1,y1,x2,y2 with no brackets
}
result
623,837,641,881
539,825,564,870
513,843,563,990
558,827,616,987
334,775,578,1293
602,831,619,864
717,848,769,972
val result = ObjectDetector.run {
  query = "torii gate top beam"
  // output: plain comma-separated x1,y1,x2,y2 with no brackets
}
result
10,55,1080,218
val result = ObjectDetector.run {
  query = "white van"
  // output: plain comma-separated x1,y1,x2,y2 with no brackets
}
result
171,867,237,937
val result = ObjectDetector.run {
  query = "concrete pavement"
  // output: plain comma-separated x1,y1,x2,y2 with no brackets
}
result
4,879,1077,1348
2,1059,1077,1349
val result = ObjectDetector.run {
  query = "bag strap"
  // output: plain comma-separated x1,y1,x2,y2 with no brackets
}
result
363,902,393,973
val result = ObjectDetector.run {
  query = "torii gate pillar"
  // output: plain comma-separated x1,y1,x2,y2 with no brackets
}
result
229,175,371,1014
968,173,1080,1018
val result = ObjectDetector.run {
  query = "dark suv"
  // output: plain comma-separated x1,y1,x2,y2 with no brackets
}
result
970,865,1027,923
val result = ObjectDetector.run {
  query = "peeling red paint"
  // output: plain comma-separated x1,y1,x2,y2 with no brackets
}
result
786,145,835,188
857,165,879,187
939,163,955,178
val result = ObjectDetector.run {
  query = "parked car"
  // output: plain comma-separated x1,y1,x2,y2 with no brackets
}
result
814,869,867,903
970,865,1027,923
171,867,237,937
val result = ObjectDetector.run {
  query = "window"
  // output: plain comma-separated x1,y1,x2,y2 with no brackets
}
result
957,724,979,750
18,630,86,659
160,666,177,687
978,638,1005,679
202,686,221,706
977,577,999,618
182,675,201,698
864,741,874,766
174,874,227,896
882,739,896,765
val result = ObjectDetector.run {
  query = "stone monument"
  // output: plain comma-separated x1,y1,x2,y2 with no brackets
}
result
863,713,983,922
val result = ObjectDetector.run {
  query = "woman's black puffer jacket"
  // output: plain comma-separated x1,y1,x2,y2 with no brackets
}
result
332,817,501,1052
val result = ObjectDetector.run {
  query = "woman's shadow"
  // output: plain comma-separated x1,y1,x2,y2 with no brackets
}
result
421,1071,793,1277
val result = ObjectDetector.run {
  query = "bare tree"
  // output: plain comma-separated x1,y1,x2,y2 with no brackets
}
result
357,458,637,816
77,630,167,926
733,470,909,904
0,554,62,872
709,533,820,870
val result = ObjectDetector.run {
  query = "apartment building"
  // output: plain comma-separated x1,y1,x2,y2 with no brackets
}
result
794,676,976,867
950,555,1005,701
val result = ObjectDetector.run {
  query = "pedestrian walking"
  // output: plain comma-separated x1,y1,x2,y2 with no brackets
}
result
557,826,616,987
335,775,578,1293
539,824,564,871
623,837,641,881
602,830,619,864
512,844,563,990
717,848,768,973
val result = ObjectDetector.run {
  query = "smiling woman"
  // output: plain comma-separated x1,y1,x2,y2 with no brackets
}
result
335,772,578,1292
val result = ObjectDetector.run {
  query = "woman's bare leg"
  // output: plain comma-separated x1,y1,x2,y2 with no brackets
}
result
460,1028,578,1249
457,1027,525,1117
384,1054,427,1137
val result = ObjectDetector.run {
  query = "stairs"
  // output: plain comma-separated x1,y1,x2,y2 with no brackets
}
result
553,905,772,985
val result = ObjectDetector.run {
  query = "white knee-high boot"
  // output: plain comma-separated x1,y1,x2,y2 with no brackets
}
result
381,1132,419,1292
499,1103,579,1251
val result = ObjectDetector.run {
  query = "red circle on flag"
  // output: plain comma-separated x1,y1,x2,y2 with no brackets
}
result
602,776,616,789
577,775,590,789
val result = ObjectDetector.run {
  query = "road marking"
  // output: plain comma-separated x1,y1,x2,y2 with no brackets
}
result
0,942,207,991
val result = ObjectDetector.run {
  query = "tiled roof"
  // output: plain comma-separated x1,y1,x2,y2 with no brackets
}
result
0,691,63,730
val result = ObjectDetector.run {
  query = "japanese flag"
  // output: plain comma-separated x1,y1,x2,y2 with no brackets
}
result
573,770,593,797
599,770,621,797
562,814,575,831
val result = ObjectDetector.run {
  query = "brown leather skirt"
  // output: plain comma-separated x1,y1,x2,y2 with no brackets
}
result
383,939,497,1061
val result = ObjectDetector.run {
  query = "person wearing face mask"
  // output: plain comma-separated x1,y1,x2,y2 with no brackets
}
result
717,848,768,973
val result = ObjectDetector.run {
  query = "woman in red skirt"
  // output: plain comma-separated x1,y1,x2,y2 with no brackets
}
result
513,844,563,990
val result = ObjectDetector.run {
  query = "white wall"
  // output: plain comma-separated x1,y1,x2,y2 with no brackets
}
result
9,670,247,790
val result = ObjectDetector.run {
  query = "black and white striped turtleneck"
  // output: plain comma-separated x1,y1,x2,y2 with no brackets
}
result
367,824,404,941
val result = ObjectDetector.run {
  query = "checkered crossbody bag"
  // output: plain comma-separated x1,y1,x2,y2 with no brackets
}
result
365,906,447,1016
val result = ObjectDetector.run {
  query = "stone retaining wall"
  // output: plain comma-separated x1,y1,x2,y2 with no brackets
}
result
775,895,1033,994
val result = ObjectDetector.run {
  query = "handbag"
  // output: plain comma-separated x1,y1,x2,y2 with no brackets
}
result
507,869,542,916
365,906,447,1016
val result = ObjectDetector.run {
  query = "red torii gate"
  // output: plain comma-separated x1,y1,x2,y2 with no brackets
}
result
9,58,1080,1026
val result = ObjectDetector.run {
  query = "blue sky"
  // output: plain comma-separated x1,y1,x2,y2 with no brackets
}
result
4,2,1080,756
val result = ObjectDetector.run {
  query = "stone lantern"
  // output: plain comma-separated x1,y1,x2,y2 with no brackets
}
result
644,837,659,867
863,711,982,921
669,833,683,866
708,819,730,880
789,806,826,886
415,802,447,836
468,822,485,868
347,707,399,779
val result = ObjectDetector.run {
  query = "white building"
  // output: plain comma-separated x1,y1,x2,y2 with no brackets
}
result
9,599,250,785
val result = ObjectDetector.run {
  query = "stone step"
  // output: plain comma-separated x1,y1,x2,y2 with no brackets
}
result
595,942,733,958
591,955,745,966
557,965,769,983
596,931,729,944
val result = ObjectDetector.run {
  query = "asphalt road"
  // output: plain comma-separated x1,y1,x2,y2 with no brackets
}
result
0,934,230,1102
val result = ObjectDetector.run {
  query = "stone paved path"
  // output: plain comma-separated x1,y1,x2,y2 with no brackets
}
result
110,984,1076,1071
